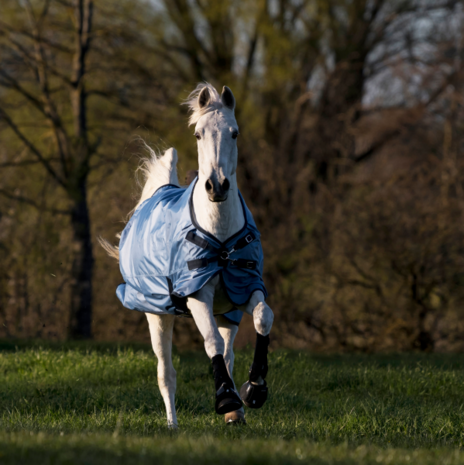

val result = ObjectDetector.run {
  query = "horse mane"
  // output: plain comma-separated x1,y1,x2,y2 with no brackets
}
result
184,82,223,126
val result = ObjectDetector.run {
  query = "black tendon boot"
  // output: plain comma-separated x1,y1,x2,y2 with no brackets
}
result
211,354,242,414
240,333,270,409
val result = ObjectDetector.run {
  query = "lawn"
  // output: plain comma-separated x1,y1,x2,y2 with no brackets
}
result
2,340,464,464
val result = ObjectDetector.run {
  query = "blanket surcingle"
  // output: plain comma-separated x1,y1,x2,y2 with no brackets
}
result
116,179,267,325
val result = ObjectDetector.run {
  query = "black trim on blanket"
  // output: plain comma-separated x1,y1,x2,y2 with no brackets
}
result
187,255,257,271
185,230,218,252
166,277,191,317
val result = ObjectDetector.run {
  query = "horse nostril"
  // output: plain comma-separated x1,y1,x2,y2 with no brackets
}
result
205,179,213,193
222,179,230,192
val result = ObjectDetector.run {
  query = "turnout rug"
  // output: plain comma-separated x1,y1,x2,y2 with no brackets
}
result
116,179,267,325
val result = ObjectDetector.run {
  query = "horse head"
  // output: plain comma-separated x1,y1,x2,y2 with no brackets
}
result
186,84,239,203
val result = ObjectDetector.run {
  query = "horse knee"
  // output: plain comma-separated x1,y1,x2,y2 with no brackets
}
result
253,302,274,336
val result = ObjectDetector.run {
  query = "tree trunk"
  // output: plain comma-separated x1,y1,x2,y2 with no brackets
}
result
69,182,93,339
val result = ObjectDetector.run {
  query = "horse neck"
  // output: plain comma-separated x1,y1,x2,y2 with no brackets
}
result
192,173,245,243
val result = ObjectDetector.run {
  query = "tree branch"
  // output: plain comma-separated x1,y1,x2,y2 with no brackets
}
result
0,20,73,55
0,157,60,168
0,106,66,187
24,1,71,178
0,188,70,215
354,71,457,163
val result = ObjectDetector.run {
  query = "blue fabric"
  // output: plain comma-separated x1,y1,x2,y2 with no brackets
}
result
116,179,267,325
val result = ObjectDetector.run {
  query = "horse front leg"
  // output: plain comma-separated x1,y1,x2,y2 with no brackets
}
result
217,315,246,424
240,291,274,409
146,313,178,428
187,283,243,415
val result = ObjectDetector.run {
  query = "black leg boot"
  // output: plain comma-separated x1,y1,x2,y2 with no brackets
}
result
212,354,242,414
240,333,270,409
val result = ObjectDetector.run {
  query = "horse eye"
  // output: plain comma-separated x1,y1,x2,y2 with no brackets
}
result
232,131,238,139
194,133,201,140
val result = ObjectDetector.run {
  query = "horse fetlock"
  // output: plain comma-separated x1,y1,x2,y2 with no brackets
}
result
212,354,242,414
240,333,270,409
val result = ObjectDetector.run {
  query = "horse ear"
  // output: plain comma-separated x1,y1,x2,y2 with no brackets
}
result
221,86,235,110
198,86,211,108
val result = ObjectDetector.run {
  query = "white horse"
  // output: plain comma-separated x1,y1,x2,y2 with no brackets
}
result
101,83,274,427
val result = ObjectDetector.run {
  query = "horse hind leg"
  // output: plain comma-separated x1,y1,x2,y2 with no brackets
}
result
217,316,246,425
146,313,178,428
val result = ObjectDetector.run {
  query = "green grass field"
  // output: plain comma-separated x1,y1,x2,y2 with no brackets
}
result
2,340,464,464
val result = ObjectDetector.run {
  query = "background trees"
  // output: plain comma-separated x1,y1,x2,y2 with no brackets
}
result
1,0,463,351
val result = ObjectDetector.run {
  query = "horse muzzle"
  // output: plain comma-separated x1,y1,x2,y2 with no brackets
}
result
208,193,228,202
205,177,230,202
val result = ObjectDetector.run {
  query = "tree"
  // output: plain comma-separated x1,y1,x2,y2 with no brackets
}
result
1,0,463,350
0,0,177,338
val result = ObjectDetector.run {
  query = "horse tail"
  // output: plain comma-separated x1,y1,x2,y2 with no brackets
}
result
98,233,120,262
133,145,179,212
99,144,178,261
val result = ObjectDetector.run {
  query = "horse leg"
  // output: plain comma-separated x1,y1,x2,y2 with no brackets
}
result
146,313,178,428
187,282,242,415
239,291,274,409
217,315,246,424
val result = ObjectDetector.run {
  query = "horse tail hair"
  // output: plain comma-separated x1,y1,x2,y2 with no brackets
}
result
99,141,178,261
133,141,179,212
98,233,120,262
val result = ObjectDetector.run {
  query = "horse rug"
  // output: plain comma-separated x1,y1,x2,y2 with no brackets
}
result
116,179,267,325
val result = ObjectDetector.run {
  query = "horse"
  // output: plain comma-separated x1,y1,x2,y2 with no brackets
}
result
100,83,274,427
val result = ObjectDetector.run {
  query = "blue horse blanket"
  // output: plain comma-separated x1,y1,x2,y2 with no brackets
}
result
116,179,267,325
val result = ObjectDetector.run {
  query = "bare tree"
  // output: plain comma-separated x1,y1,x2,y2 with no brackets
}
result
0,0,95,337
0,0,172,338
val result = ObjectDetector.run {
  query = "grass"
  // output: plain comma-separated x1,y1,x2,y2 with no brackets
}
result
2,340,464,464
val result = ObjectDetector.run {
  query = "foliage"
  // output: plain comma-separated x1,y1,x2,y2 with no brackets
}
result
0,0,463,349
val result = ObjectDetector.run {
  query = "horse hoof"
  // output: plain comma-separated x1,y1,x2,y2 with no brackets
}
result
215,383,243,414
225,410,246,425
240,380,268,409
